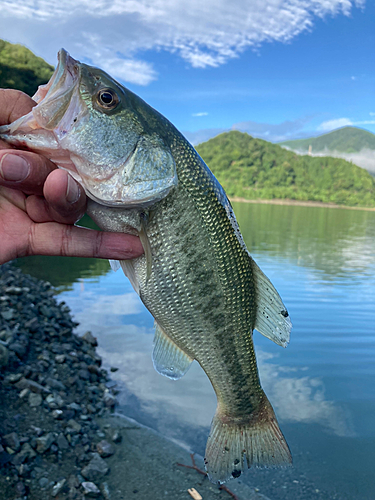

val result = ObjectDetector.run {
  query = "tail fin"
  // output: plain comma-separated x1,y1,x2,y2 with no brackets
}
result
204,396,292,484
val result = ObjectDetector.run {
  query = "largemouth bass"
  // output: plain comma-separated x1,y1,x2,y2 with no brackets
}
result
0,50,292,483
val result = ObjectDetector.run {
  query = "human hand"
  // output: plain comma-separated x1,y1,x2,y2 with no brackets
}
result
0,89,144,265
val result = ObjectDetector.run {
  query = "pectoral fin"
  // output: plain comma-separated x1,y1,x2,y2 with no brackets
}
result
139,220,152,281
251,259,292,348
152,322,194,380
109,260,121,272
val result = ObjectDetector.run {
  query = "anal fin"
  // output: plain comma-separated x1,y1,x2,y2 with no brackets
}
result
152,322,194,380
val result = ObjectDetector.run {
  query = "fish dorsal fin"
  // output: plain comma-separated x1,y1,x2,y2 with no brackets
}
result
120,259,140,295
251,259,292,348
152,322,194,380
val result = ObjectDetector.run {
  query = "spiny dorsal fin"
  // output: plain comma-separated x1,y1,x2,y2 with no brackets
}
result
152,322,194,380
251,259,292,348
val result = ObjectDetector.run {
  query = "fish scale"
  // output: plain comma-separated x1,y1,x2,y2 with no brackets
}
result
0,49,292,484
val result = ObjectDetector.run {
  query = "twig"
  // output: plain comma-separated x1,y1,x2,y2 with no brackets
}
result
177,453,240,500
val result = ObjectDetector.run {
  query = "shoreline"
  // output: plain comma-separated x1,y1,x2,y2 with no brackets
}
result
0,263,264,500
230,197,375,211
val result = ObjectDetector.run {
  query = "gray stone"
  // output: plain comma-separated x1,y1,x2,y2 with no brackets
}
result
15,377,50,394
103,391,116,407
8,342,27,358
67,419,82,434
52,409,64,419
96,440,115,458
28,392,42,407
45,377,66,390
81,481,100,497
0,344,9,366
5,373,23,383
36,433,55,453
82,331,98,346
81,454,109,481
13,443,37,464
51,478,66,497
57,433,69,450
55,354,66,363
101,482,111,500
110,430,122,443
67,402,81,411
15,481,26,496
1,309,14,320
39,477,49,489
3,432,20,452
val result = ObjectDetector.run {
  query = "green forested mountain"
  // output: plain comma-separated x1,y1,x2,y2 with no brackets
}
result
196,131,375,207
0,39,53,96
279,127,375,153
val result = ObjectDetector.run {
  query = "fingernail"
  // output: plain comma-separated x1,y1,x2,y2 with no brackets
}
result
66,174,80,204
0,154,30,181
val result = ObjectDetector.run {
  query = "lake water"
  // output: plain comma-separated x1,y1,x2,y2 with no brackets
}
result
17,202,375,500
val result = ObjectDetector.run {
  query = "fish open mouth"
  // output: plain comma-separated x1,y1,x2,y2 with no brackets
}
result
31,49,81,131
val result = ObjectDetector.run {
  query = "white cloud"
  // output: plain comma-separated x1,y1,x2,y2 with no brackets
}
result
318,118,353,131
318,117,375,132
192,112,208,117
0,0,364,85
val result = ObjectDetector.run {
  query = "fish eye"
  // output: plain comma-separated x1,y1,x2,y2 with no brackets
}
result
96,88,120,110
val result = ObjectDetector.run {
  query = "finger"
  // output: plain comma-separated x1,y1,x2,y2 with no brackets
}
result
27,222,144,260
0,150,57,195
25,195,54,223
43,169,87,224
0,89,36,125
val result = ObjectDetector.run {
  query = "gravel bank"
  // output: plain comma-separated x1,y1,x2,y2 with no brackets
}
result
0,263,266,500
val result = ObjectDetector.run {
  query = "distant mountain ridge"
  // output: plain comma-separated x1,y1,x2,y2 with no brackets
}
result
0,39,53,96
196,131,375,208
279,127,375,154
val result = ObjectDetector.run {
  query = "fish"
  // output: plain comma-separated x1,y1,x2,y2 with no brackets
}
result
0,49,292,483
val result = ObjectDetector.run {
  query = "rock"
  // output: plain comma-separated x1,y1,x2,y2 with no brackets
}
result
110,429,122,443
96,440,115,458
28,392,42,407
8,342,27,358
67,419,82,433
81,481,101,497
1,309,14,320
81,454,109,481
78,369,90,380
3,432,20,452
15,481,26,497
39,477,49,489
0,344,9,366
101,482,111,500
45,377,66,390
82,331,98,347
52,409,64,419
57,433,69,450
55,354,66,363
110,366,119,372
36,433,55,453
5,373,23,384
103,391,116,408
15,377,50,394
51,478,67,497
12,443,37,464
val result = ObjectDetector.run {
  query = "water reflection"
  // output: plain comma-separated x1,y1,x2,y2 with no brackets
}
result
15,202,375,499
233,202,375,278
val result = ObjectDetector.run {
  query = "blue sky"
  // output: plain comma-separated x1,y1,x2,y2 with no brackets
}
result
1,0,373,143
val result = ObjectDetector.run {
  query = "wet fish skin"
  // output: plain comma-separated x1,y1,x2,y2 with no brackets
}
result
0,50,292,483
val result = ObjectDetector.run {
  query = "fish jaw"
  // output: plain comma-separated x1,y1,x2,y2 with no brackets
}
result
0,49,85,177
